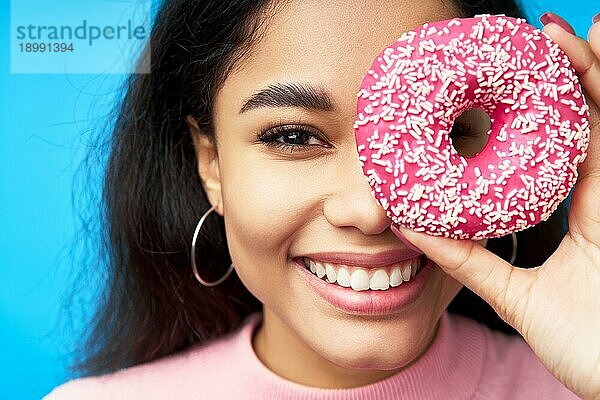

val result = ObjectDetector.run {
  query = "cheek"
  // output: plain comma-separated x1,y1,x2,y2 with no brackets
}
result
218,151,323,285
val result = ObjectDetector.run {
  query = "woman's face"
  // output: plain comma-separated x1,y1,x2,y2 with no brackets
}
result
192,0,484,389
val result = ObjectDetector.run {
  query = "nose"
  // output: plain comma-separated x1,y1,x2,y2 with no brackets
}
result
322,145,392,235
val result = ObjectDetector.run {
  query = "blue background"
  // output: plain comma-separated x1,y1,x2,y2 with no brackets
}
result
1,1,597,399
10,0,151,74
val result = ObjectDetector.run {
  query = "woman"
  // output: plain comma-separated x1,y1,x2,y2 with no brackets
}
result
45,0,600,398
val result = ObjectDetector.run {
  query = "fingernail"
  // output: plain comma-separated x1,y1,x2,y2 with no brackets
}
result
390,224,423,253
539,12,576,35
593,12,600,24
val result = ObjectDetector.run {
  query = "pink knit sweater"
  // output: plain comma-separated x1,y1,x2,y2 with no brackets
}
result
43,311,580,399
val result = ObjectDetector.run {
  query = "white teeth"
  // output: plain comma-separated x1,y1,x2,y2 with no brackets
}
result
325,263,337,283
401,264,412,281
336,268,351,287
316,263,326,279
369,269,390,290
350,269,370,291
303,257,422,291
389,268,403,287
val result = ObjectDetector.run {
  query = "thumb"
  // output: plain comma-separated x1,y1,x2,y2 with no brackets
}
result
391,224,535,329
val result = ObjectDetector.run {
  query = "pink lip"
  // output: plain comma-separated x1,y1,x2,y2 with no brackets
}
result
299,248,424,268
294,256,436,316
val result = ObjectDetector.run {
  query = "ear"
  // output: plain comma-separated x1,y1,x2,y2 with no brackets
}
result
186,115,224,216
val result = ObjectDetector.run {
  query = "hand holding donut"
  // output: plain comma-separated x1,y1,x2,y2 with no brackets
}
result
389,17,600,399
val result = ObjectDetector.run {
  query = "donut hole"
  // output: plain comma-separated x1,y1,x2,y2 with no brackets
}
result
449,108,492,158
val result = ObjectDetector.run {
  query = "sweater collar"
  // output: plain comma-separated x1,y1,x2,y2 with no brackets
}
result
234,311,485,400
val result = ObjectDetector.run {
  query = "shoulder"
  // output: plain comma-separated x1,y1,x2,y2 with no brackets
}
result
42,377,103,400
43,312,262,399
447,313,579,399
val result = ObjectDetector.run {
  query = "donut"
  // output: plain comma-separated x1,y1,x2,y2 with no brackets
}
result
354,14,590,240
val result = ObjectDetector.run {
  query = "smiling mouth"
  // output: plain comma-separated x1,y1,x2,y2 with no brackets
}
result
299,255,425,291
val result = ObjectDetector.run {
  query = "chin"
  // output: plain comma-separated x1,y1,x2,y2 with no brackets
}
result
319,340,423,371
302,309,441,373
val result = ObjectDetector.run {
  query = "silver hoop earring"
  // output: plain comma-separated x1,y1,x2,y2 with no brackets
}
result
190,204,235,287
509,232,517,265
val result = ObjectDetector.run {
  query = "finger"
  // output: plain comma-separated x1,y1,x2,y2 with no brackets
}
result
541,21,600,108
590,18,600,60
392,224,535,331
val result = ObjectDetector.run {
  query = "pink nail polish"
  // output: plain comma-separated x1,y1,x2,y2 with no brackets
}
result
539,12,576,35
390,224,423,253
593,12,600,24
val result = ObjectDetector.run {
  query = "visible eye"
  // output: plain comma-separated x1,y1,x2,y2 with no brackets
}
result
257,124,331,154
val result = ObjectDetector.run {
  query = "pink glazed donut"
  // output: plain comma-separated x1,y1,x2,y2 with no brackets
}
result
355,14,590,240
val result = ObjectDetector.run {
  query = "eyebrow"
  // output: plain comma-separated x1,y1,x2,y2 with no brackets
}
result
239,82,335,114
